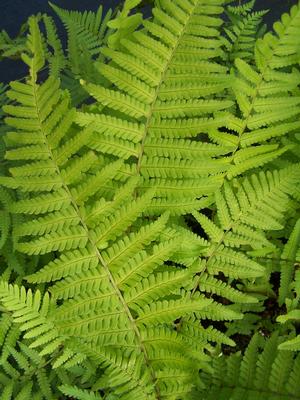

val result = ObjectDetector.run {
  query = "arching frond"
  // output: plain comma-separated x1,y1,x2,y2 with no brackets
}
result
0,17,212,399
76,0,232,215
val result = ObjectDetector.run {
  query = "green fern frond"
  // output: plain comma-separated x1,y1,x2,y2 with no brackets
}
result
59,384,103,400
0,288,70,399
1,2,300,399
107,0,143,50
76,0,231,215
50,3,112,76
0,17,214,398
42,15,66,77
217,3,300,181
227,0,256,16
21,16,45,82
278,335,300,352
0,283,63,354
176,164,300,346
223,0,268,63
0,29,27,60
197,333,300,399
276,228,300,350
279,218,300,305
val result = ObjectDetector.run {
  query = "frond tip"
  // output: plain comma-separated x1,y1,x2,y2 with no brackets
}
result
0,282,63,356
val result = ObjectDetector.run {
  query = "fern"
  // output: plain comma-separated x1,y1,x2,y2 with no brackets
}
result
0,311,56,398
76,0,233,215
278,218,300,305
220,3,300,180
76,0,300,209
176,164,300,346
42,14,66,78
276,226,300,351
59,384,103,400
107,0,144,50
50,3,112,76
0,15,214,399
0,29,27,60
1,1,300,399
223,0,268,63
196,333,300,400
0,6,113,107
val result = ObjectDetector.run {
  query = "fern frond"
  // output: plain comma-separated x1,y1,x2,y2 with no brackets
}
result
215,3,300,181
278,335,300,352
279,218,300,305
197,333,300,399
0,314,70,399
21,17,45,82
2,3,300,399
227,0,256,16
59,384,103,400
43,15,66,77
0,283,62,354
1,18,214,398
76,0,231,214
107,0,143,50
223,0,268,63
50,3,112,76
0,29,27,60
176,164,300,346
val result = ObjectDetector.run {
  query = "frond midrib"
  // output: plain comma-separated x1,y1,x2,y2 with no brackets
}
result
136,1,203,175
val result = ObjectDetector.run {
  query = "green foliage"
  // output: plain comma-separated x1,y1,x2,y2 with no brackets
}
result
0,0,300,399
77,0,233,216
50,3,112,76
0,30,27,61
223,0,268,63
197,333,300,399
107,0,143,50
